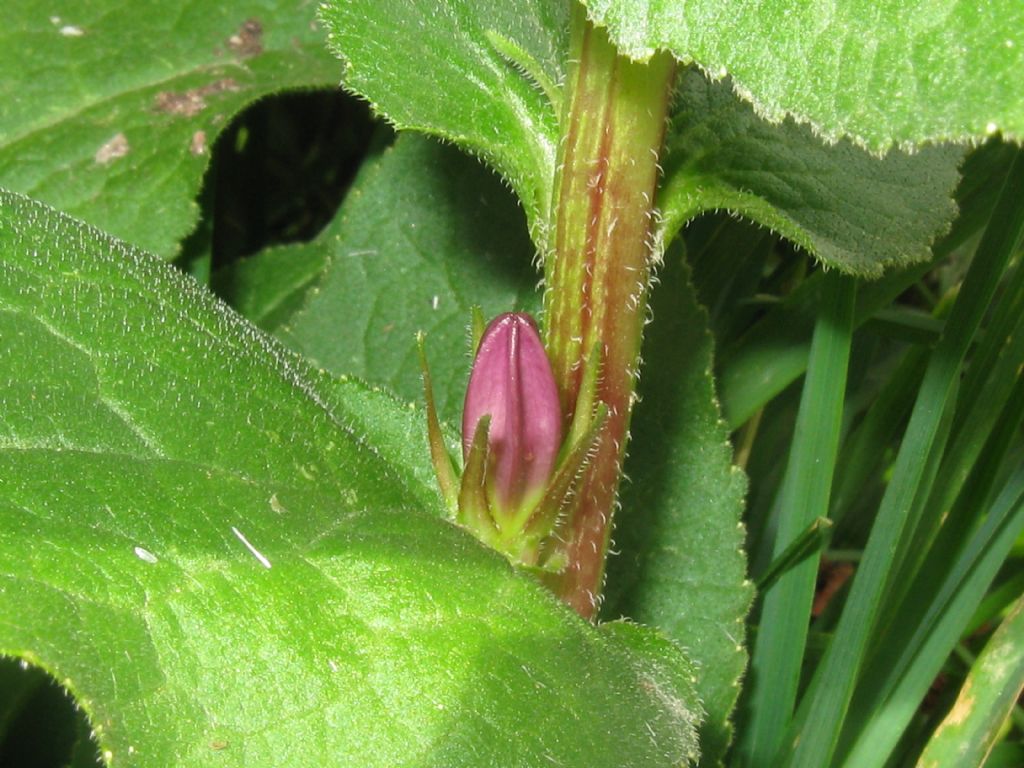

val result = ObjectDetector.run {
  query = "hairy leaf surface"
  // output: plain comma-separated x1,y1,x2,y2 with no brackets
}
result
603,256,752,766
0,190,701,767
660,71,964,276
228,134,540,424
584,0,1024,150
319,0,567,245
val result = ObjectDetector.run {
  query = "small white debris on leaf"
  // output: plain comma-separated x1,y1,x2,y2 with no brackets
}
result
231,526,271,569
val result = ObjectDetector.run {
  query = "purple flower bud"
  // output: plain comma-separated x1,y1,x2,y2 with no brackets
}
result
462,313,563,519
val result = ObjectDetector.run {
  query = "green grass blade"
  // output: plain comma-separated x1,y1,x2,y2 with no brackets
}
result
718,142,1017,430
842,467,1024,767
858,366,1024,678
874,372,960,626
755,517,833,593
719,262,931,428
860,307,945,346
829,347,927,532
735,273,855,767
952,257,1024,443
965,563,1024,637
918,592,1024,768
890,254,1024,587
838,373,1024,759
878,363,1024,648
784,152,1024,768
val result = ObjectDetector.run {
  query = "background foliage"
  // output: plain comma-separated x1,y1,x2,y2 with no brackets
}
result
1,0,1023,766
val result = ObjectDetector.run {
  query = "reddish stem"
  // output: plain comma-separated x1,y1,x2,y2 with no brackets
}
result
543,9,675,618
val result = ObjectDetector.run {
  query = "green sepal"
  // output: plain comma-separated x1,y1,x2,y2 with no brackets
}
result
417,332,460,514
470,305,487,355
458,414,498,539
516,550,569,576
523,403,610,546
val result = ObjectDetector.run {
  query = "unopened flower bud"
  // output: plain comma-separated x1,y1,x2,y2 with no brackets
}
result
462,313,562,520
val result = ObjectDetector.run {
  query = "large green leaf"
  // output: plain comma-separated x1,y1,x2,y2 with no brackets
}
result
220,134,540,424
316,0,964,278
602,255,752,767
0,190,703,766
659,70,964,276
317,0,567,245
0,1,341,258
583,0,1024,150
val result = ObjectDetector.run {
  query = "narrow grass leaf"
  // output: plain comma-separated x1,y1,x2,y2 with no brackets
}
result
785,152,1024,768
842,468,1024,767
736,273,855,767
755,517,833,594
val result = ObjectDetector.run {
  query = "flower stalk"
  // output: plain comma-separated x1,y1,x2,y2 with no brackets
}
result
541,8,676,618
420,10,676,616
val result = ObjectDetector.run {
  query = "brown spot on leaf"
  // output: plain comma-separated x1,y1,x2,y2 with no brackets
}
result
190,130,207,156
227,18,263,58
94,133,129,164
153,79,240,118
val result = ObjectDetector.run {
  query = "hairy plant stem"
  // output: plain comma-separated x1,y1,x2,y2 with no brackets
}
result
542,7,675,619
